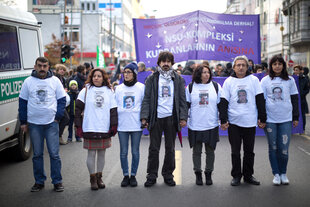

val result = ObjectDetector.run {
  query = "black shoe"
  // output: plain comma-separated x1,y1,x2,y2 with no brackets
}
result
129,176,138,187
244,176,260,185
164,178,176,186
205,172,213,185
231,177,241,186
54,183,64,192
195,172,203,185
144,178,156,187
121,176,130,187
31,183,44,192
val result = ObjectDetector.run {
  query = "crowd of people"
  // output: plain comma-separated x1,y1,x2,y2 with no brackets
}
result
18,51,309,192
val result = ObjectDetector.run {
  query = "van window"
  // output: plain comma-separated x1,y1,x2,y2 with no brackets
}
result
0,24,21,71
19,28,40,69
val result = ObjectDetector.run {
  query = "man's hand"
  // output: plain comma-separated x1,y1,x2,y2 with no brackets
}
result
179,120,187,128
141,119,148,128
20,124,28,133
258,120,266,129
293,120,299,128
220,122,229,130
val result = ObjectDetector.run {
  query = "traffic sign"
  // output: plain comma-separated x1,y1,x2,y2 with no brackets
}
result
108,63,115,70
288,60,294,67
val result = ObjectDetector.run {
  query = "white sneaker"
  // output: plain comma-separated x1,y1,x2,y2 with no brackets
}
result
280,174,289,185
273,174,281,185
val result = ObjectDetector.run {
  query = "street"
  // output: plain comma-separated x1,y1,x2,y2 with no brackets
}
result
0,130,310,207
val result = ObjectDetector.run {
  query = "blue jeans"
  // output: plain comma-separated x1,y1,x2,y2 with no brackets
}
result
118,131,142,176
264,121,292,175
28,121,62,185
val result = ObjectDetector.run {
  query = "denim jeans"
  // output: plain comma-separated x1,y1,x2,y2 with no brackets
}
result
264,121,292,175
28,121,62,185
118,131,142,176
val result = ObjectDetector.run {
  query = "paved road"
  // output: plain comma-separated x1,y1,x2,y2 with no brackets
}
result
0,131,310,207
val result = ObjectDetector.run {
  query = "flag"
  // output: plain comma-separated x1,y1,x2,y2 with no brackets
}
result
96,45,106,68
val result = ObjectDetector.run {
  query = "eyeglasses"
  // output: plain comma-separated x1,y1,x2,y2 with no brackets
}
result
37,64,48,68
123,71,133,74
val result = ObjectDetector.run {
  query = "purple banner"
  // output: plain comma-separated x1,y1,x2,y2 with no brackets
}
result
133,11,261,67
127,72,303,136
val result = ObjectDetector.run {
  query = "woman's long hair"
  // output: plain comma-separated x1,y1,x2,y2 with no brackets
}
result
269,55,289,80
84,68,111,89
192,64,212,84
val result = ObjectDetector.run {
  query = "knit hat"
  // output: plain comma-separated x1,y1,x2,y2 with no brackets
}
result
124,62,138,74
69,80,78,87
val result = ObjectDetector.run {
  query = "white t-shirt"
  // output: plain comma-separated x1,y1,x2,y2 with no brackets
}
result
186,82,222,130
221,75,263,127
261,75,298,123
19,76,66,125
77,85,117,133
115,82,145,131
157,75,174,118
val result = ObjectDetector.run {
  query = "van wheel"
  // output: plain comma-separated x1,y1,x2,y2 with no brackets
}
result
13,130,32,161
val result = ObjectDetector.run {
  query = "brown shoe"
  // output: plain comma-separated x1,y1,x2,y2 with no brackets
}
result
59,137,67,145
96,172,106,189
90,173,98,190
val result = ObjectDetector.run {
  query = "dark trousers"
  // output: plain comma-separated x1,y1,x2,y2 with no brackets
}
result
59,110,69,137
228,124,256,179
147,116,177,180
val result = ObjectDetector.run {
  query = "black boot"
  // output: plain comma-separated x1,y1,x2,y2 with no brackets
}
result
205,172,213,185
195,172,203,185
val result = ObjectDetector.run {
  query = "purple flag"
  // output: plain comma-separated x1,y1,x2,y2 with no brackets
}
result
133,10,261,67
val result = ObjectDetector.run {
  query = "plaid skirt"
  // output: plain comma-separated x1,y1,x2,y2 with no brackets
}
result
83,138,111,150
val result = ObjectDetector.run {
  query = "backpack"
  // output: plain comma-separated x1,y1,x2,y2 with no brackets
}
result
188,81,219,94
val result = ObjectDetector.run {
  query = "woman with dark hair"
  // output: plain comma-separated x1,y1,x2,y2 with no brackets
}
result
186,64,221,185
115,62,145,187
260,55,299,185
75,68,118,190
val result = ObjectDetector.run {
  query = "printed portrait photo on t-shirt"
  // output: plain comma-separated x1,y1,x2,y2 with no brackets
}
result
272,86,283,101
36,88,47,104
237,89,248,104
199,93,209,105
94,94,104,108
123,96,135,109
162,86,171,97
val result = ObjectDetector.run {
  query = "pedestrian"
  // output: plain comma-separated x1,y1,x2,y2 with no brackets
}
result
75,68,118,190
19,57,66,192
67,80,81,142
294,66,309,133
140,51,188,187
261,55,299,185
115,62,145,187
74,64,87,91
182,60,196,75
55,64,70,145
219,55,266,186
186,64,222,185
84,62,91,76
138,61,146,72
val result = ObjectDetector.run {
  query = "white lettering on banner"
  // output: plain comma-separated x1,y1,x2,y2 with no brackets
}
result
187,17,255,27
145,43,215,58
165,30,234,43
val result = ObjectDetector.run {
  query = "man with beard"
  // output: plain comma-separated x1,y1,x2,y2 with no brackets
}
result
19,57,66,192
140,51,188,187
74,65,87,91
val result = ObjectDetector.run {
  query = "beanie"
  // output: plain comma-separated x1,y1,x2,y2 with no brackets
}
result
124,62,138,74
69,80,78,87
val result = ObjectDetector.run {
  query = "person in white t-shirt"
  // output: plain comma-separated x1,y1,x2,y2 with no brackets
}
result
219,55,267,186
186,64,222,186
19,57,66,192
260,55,299,185
141,51,188,187
74,68,118,190
115,62,145,187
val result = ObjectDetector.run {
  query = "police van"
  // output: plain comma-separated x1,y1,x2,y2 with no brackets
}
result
0,5,44,160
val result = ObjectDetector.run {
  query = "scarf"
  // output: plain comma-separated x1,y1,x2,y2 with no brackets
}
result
158,67,173,81
124,79,137,87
